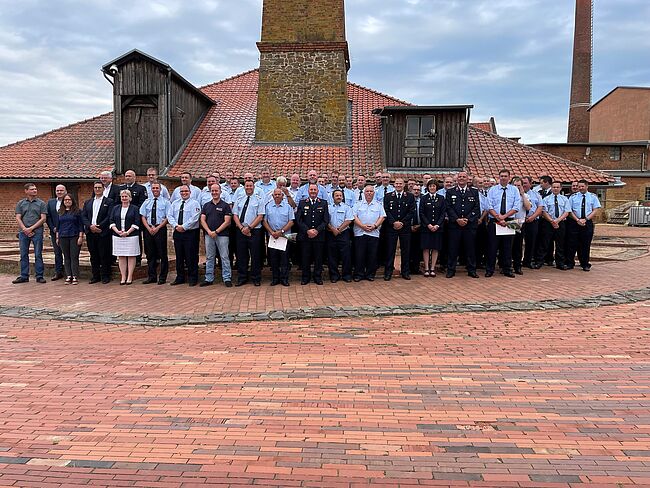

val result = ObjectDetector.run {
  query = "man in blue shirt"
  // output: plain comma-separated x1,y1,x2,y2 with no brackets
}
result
353,185,386,281
168,185,202,286
295,169,328,202
486,169,521,278
140,182,170,284
171,172,202,202
233,180,266,286
144,167,171,200
263,188,294,286
255,166,276,194
537,182,571,270
374,172,395,203
516,176,544,273
327,189,354,283
567,179,601,271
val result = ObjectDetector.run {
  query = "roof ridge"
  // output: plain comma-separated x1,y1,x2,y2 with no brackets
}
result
468,125,611,178
0,112,113,150
346,81,412,106
198,68,259,91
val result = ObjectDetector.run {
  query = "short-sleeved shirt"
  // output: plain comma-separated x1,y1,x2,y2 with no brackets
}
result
542,193,571,219
353,199,386,238
15,198,47,228
233,192,265,228
525,189,544,219
569,191,601,218
328,202,354,228
201,199,232,231
264,200,294,231
140,196,171,227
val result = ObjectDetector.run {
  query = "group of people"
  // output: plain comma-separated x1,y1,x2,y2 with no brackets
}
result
13,166,601,287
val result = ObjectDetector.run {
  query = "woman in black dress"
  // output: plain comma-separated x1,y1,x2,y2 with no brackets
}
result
420,179,446,277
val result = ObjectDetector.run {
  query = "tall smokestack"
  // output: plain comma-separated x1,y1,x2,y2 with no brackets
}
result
567,0,593,143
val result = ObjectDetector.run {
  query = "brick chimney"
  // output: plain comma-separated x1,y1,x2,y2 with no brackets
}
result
567,0,593,143
255,0,350,144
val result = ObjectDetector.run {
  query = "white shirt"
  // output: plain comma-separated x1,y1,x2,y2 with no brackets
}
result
120,207,128,230
55,199,62,211
102,183,113,198
91,197,103,225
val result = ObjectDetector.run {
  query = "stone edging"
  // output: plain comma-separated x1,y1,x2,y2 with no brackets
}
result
1,287,649,327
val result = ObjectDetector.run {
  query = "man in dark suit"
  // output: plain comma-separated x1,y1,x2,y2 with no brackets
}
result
383,178,416,281
46,184,66,280
445,171,480,278
296,183,330,285
118,170,148,208
99,170,121,202
82,181,114,284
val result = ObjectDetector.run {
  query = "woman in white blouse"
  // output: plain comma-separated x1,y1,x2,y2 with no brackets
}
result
109,189,141,285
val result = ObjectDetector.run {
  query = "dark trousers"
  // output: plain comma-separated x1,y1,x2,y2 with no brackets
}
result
354,234,379,279
327,230,352,280
143,228,169,282
522,220,539,267
567,220,594,268
447,223,477,273
377,223,388,265
50,232,63,274
538,220,566,267
236,228,262,283
173,228,199,284
268,247,289,282
486,220,514,273
86,232,112,280
385,228,411,277
409,229,421,274
475,220,488,267
300,238,325,282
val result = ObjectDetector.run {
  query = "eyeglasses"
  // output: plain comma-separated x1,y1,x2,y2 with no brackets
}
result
180,190,190,193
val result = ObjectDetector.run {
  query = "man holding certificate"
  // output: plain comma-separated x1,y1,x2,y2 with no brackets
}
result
486,169,521,278
263,188,294,286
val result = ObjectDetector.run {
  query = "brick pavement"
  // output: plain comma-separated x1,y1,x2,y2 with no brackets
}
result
1,303,650,486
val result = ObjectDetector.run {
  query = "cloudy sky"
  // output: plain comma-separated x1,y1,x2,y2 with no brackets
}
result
1,0,648,147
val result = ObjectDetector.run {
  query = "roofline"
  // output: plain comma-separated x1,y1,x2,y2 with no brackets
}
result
529,141,650,147
589,86,650,112
101,49,214,106
374,104,473,115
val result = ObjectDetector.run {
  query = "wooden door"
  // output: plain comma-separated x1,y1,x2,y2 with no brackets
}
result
121,96,159,175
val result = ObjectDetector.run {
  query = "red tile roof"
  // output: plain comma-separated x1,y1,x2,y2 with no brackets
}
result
0,113,114,179
470,122,495,133
0,69,613,185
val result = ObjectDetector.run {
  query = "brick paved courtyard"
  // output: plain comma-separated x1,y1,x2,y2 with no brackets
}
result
0,225,648,487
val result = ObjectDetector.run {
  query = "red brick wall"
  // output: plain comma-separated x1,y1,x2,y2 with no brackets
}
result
590,89,650,142
567,0,592,143
530,144,648,171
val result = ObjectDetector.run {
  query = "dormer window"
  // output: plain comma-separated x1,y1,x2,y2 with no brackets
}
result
405,115,435,157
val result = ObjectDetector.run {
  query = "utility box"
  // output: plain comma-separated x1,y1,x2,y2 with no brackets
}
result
629,206,650,226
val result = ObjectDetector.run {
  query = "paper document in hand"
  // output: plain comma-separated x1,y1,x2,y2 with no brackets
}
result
268,236,288,251
495,224,516,236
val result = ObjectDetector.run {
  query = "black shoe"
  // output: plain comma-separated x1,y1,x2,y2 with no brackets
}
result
170,280,185,286
51,273,64,281
235,280,248,287
367,276,375,282
281,280,289,287
514,268,523,275
270,280,279,286
301,280,309,285
188,282,198,287
523,263,534,270
343,278,352,283
89,277,100,284
101,278,110,284
157,279,166,285
582,266,591,272
253,281,261,286
504,271,516,278
401,274,411,280
330,278,339,283
556,265,568,271
485,271,494,278
314,279,323,285
199,280,213,287
468,272,479,279
384,275,392,281
142,278,156,284
224,281,233,288
353,277,362,282
446,271,455,278
12,276,29,284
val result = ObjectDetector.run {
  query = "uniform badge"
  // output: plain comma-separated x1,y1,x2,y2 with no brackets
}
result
304,205,310,210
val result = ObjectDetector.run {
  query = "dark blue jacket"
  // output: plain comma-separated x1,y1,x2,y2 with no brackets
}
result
57,211,84,238
109,204,141,236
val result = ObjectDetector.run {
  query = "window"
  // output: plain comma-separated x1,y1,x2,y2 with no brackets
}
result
645,187,650,201
609,146,621,161
404,116,435,156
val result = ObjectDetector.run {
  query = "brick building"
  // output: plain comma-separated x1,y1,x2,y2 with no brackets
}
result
0,0,615,235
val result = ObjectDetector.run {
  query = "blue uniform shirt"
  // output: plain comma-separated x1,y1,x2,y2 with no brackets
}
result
525,189,544,219
353,199,386,238
139,196,171,226
233,185,264,202
143,181,170,200
295,183,328,203
167,197,201,230
436,187,448,197
264,199,294,231
171,184,201,202
478,191,489,213
328,202,354,228
233,192,265,229
542,193,571,219
487,184,522,216
569,191,601,218
374,184,395,202
255,180,277,193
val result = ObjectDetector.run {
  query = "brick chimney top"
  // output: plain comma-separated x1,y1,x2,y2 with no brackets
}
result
567,0,593,143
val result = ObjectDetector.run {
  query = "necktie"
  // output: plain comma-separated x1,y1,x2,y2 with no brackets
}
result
151,198,158,226
581,194,586,219
554,195,559,219
241,195,250,224
341,193,345,204
358,191,362,201
500,187,507,215
461,187,465,196
178,201,185,226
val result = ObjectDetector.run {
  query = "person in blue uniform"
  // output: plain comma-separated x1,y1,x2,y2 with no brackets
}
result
419,179,446,277
326,189,354,283
263,188,295,286
232,180,265,286
140,182,171,284
168,185,202,286
538,181,571,270
353,185,386,281
383,178,416,281
486,169,521,278
567,179,601,271
445,171,480,278
296,183,330,285
517,176,544,272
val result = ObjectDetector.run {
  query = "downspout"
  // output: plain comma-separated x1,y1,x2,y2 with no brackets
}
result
166,68,172,173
